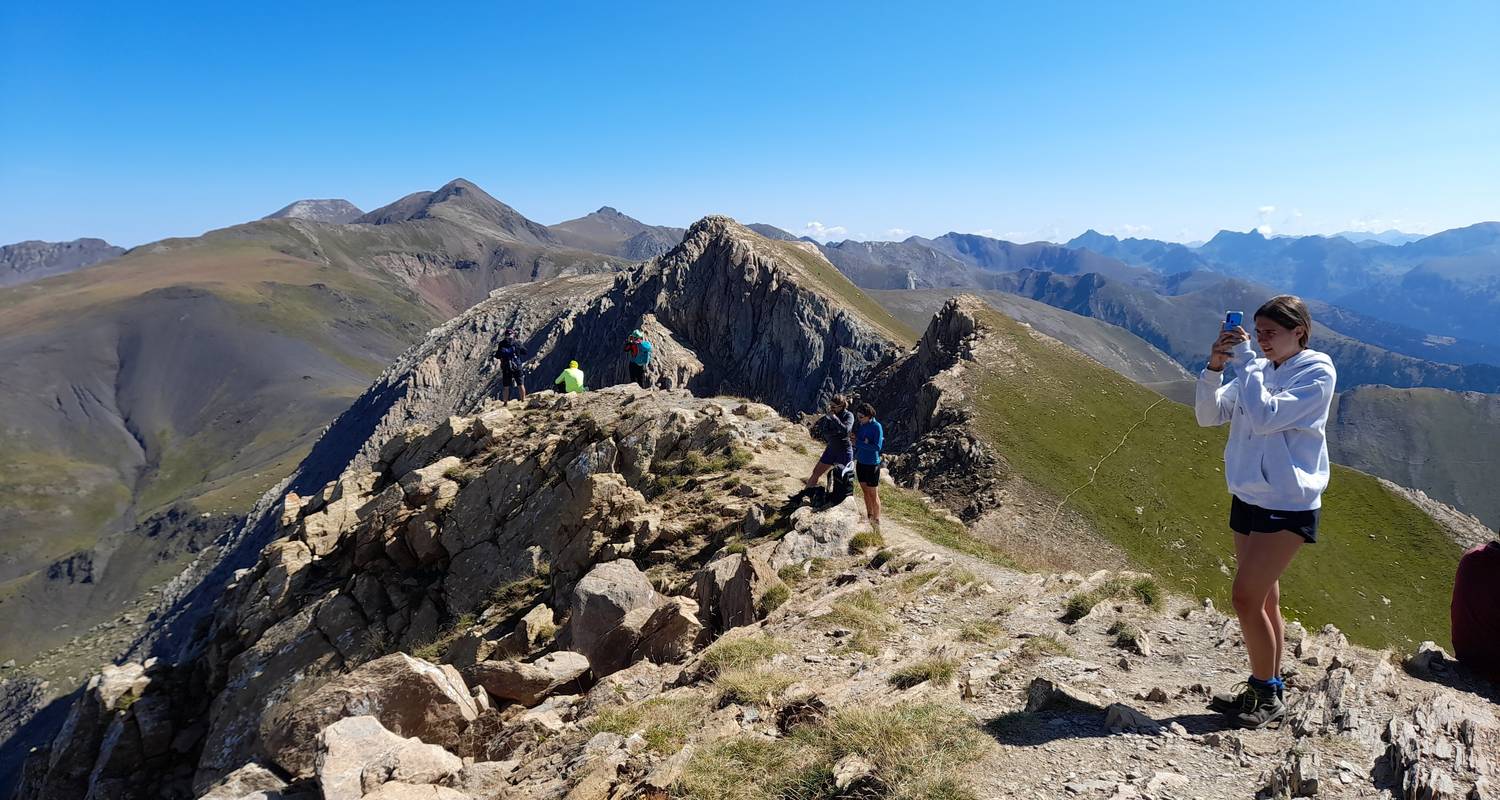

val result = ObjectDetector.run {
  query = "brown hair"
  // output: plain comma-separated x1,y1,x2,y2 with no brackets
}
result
855,402,876,419
1254,295,1312,347
829,394,849,409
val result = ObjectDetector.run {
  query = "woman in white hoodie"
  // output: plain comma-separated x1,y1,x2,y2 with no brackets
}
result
1195,295,1336,729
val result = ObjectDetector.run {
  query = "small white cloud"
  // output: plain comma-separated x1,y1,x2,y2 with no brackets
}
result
884,227,912,240
802,221,848,242
1258,205,1277,217
1256,224,1274,236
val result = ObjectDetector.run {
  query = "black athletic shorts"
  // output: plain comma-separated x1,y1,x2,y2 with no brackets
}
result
856,462,880,488
1229,496,1319,544
629,362,647,388
500,365,523,387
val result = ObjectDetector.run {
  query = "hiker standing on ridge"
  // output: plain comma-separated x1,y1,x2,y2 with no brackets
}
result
803,395,855,491
853,402,884,535
494,327,528,403
1195,295,1336,729
624,329,653,389
554,360,586,393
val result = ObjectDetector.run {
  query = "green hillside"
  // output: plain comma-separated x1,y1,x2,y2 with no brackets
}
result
968,306,1460,650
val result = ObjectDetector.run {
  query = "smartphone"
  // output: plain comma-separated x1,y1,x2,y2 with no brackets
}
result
1223,311,1244,332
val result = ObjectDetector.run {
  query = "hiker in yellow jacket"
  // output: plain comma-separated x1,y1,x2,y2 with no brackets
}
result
554,360,586,393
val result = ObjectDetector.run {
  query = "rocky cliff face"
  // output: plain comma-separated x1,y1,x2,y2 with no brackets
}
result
0,238,125,286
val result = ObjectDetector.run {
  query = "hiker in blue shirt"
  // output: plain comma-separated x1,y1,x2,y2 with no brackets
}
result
494,328,528,403
853,402,884,535
624,329,654,389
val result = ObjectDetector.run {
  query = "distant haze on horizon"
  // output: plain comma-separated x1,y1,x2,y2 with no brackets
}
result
2,1,1497,247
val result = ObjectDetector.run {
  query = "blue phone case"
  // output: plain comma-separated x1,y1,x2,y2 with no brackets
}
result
1223,311,1243,331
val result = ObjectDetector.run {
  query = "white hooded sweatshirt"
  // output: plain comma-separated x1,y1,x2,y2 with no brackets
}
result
1195,340,1337,511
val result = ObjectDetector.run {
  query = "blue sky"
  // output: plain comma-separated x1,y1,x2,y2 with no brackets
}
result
2,1,1498,247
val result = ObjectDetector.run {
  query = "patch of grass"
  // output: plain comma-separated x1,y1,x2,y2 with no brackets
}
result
777,563,807,585
759,582,791,615
767,239,919,347
880,485,1020,570
868,549,897,569
716,667,796,706
889,655,959,689
898,569,940,593
1017,635,1070,661
700,635,789,676
967,305,1461,649
676,701,984,800
848,529,885,553
487,564,551,621
585,696,701,754
958,620,1003,643
935,568,980,593
821,589,895,655
1107,620,1144,651
724,541,748,555
1062,576,1165,623
789,441,809,456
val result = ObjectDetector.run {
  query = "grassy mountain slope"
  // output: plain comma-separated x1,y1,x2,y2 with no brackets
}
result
959,303,1461,649
1328,386,1500,531
872,288,1191,396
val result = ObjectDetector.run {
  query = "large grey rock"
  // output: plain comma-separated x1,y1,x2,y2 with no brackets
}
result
632,596,703,663
565,560,659,673
262,653,477,780
770,502,862,568
315,715,463,800
463,652,591,707
693,552,775,632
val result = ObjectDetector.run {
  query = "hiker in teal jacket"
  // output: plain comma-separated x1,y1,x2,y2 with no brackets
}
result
624,329,653,389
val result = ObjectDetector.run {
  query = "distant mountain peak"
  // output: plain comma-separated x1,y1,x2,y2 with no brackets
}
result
263,199,364,224
1,237,126,287
354,179,558,245
593,206,623,216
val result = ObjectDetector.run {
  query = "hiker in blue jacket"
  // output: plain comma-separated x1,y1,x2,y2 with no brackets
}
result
1195,295,1336,730
494,328,528,403
624,329,653,389
853,402,884,535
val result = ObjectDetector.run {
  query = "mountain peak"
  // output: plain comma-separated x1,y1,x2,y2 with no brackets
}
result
594,206,623,217
354,179,557,245
263,198,364,224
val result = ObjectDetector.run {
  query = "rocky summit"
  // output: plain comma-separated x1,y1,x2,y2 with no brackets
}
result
8,220,1496,800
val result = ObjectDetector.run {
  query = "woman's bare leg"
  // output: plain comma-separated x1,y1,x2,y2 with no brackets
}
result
1231,531,1303,680
805,462,831,488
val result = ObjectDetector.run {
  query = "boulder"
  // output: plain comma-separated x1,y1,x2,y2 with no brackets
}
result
1024,677,1104,713
398,457,463,505
1103,703,1159,734
565,560,659,672
363,784,473,800
516,603,556,649
632,596,703,663
316,715,463,800
770,503,862,568
692,552,775,632
198,762,288,799
463,652,591,707
262,653,477,779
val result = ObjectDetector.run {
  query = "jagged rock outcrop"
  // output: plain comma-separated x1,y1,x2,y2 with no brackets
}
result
858,295,1008,520
0,237,124,286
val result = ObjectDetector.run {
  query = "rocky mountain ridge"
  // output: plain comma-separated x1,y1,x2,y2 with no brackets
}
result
0,238,125,287
12,380,1495,799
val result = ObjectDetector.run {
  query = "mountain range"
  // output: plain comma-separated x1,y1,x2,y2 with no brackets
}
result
7,215,1489,800
2,179,1497,676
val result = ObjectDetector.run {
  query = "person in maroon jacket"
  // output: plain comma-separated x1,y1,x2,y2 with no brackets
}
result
1452,540,1500,681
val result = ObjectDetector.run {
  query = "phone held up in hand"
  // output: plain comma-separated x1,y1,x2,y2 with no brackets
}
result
1222,310,1244,332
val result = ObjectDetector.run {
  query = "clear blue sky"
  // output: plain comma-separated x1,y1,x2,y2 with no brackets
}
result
3,1,1498,247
